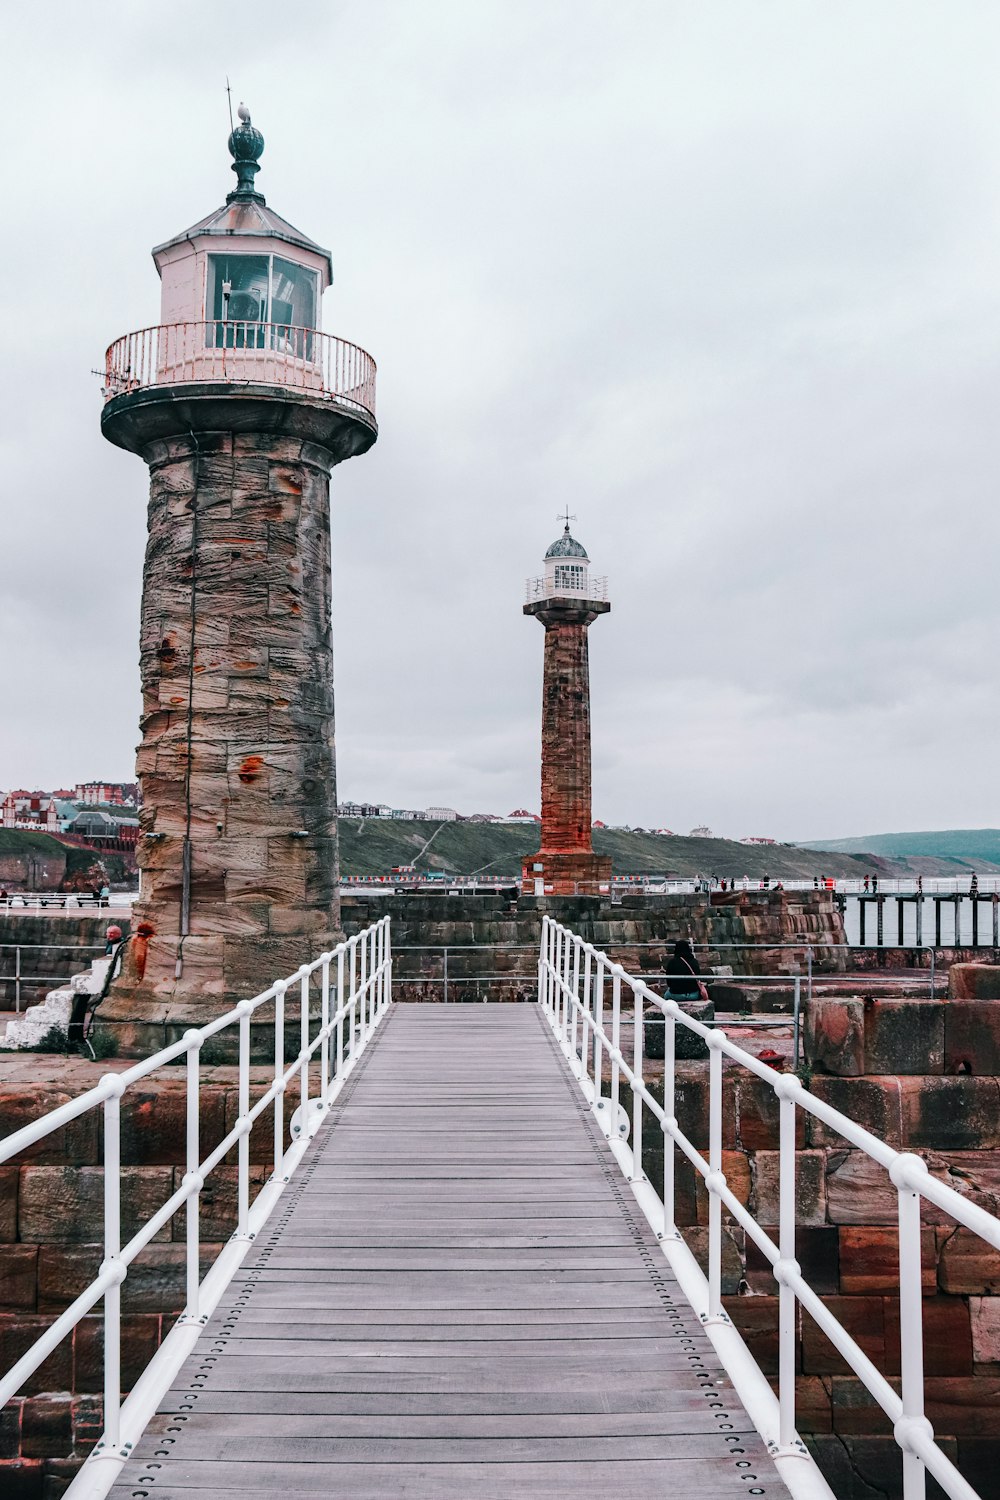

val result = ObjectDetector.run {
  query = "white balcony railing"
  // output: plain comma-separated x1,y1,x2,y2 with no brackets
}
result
525,574,609,604
103,321,376,422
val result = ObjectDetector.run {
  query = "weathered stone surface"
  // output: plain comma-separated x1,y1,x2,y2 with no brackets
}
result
0,1087,99,1166
970,1296,1000,1364
949,963,1000,1000
73,1313,162,1391
805,997,865,1076
938,1227,1000,1294
800,1294,885,1375
680,1225,743,1293
945,1000,1000,1075
105,427,350,1031
38,1244,222,1312
0,1316,72,1395
521,598,611,896
806,1077,902,1149
838,1226,935,1293
0,1247,38,1309
18,1395,71,1459
864,999,944,1075
746,1226,840,1295
17,1167,174,1244
900,1076,1000,1150
883,1295,972,1376
752,1149,827,1226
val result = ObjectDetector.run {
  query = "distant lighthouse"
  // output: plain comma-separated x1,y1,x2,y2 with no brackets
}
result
99,110,377,1043
522,520,612,897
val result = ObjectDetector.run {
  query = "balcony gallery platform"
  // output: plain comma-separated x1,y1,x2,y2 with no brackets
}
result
101,380,377,460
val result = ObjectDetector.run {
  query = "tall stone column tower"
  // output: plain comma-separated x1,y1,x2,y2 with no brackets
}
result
522,521,612,897
99,110,377,1043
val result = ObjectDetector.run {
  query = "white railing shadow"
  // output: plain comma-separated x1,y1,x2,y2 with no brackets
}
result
0,916,392,1498
538,915,996,1500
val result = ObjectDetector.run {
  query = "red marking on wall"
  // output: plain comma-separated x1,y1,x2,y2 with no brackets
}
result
133,921,155,981
238,755,264,784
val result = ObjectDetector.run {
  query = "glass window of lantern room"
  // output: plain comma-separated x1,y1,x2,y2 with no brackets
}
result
208,255,269,347
271,258,318,331
555,564,586,592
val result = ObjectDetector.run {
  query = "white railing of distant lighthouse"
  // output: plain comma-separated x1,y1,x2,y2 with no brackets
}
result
525,573,609,603
104,321,377,422
539,916,998,1500
0,916,391,1499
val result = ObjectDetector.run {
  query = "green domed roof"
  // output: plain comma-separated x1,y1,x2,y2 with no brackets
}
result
545,524,589,561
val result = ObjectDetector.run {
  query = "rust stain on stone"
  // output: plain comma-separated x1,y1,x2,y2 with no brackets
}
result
157,636,178,667
238,755,265,784
169,695,185,706
133,921,155,981
234,660,258,671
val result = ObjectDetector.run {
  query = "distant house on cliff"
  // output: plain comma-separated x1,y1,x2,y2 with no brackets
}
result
741,836,777,846
75,781,138,807
507,809,541,824
424,807,459,822
689,825,714,838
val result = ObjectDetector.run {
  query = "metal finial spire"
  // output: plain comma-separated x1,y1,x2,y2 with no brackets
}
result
226,102,265,204
556,506,577,534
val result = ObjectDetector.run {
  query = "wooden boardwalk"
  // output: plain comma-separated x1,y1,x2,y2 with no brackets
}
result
114,1004,789,1498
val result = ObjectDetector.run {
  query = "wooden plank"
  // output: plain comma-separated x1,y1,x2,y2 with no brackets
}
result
110,1004,788,1499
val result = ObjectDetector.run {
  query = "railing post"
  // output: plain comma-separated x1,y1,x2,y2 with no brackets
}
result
360,933,369,1035
631,980,643,1182
14,946,20,1014
102,1079,123,1450
237,1001,251,1238
892,1154,930,1500
184,1031,202,1322
778,1086,798,1449
707,1036,724,1321
335,948,345,1077
593,958,605,1105
580,947,593,1086
299,967,311,1124
662,1004,676,1239
570,938,581,1059
273,982,286,1177
561,930,572,1043
320,955,331,1099
611,967,622,1132
443,945,448,1004
537,917,548,1008
348,939,358,1058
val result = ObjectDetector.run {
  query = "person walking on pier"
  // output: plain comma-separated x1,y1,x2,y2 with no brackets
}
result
970,872,979,898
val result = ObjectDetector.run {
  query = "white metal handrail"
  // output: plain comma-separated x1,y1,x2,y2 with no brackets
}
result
524,574,609,603
0,916,391,1499
538,915,996,1500
103,321,377,421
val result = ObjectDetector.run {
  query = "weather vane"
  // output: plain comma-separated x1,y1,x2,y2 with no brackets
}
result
556,506,577,530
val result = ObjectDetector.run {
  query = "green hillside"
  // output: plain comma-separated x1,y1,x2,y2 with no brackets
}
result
800,829,1000,868
337,819,946,880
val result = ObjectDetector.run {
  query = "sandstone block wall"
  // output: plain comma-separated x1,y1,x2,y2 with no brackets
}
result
0,1060,280,1497
342,888,847,1001
624,988,1000,1499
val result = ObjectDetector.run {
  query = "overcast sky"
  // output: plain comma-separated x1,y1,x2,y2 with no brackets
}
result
2,1,999,841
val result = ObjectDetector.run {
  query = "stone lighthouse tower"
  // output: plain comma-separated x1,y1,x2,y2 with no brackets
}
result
99,110,376,1043
522,520,612,897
